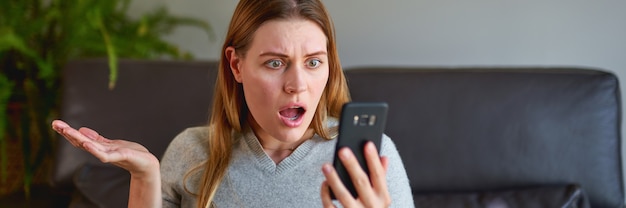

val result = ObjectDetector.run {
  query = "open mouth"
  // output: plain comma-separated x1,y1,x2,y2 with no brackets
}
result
279,106,305,121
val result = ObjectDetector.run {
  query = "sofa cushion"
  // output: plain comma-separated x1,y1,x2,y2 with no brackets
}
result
414,184,589,208
72,163,129,208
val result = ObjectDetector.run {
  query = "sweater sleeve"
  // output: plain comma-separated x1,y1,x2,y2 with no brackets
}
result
380,134,415,208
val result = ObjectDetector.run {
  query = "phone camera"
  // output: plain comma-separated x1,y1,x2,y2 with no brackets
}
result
353,115,376,126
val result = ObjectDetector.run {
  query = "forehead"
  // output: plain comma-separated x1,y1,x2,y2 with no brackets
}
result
249,19,327,54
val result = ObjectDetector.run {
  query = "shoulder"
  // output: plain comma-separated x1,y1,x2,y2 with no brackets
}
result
379,134,415,207
160,126,210,176
167,126,210,151
175,126,210,144
380,134,406,161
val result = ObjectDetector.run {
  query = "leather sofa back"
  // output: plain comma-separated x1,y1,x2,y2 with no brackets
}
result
52,60,624,207
344,68,624,207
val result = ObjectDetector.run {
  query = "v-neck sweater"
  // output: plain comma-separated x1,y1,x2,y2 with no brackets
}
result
161,121,414,208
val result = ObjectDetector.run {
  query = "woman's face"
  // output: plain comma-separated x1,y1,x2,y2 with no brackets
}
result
229,19,329,145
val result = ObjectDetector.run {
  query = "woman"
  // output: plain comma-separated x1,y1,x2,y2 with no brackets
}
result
52,0,413,207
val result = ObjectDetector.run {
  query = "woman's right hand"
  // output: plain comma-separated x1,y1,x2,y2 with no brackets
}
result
51,120,159,177
53,120,163,207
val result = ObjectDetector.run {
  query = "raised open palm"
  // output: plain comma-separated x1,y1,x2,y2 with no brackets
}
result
52,120,159,177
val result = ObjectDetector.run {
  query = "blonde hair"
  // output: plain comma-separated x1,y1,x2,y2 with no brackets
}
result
190,0,350,207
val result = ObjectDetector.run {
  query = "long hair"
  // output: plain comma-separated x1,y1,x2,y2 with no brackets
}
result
193,0,350,207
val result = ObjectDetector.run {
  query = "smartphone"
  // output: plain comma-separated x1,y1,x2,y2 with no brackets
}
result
331,102,388,199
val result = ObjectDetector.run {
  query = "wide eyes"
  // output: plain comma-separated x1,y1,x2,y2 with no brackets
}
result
306,59,322,68
266,60,284,69
264,58,323,70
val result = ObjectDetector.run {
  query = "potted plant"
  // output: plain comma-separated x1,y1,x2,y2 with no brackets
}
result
0,0,212,197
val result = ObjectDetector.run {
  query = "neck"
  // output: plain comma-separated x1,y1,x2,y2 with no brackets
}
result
256,129,314,151
247,117,316,163
263,148,296,164
259,130,313,164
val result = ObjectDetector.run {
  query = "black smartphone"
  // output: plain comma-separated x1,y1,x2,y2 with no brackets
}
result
331,102,388,199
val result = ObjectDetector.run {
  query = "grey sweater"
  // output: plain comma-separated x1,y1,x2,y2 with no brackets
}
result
161,122,414,208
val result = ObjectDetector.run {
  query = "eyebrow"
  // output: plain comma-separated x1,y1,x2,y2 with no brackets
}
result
259,51,327,58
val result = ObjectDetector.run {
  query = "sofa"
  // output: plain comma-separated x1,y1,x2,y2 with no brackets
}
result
50,59,624,207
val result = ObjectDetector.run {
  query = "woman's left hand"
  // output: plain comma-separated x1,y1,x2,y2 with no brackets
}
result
320,141,391,208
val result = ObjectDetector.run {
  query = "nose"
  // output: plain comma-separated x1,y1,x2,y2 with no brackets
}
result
284,65,307,94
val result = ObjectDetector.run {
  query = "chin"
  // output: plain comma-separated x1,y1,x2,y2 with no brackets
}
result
273,115,315,142
273,125,309,142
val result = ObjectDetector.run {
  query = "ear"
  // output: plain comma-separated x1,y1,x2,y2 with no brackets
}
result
225,46,243,83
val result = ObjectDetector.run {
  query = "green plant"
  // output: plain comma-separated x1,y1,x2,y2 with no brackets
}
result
0,0,212,197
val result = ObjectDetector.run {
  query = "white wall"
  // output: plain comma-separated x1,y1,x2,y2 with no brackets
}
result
330,0,626,70
130,0,626,72
131,0,626,199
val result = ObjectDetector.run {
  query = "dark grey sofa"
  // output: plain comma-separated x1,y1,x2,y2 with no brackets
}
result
50,59,624,207
345,68,624,208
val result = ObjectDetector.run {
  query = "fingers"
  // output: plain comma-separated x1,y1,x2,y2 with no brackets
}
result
81,141,115,163
76,126,148,152
338,146,378,207
52,120,94,148
78,127,105,142
77,126,148,152
381,156,389,173
52,120,108,158
53,120,118,162
52,120,77,146
51,120,159,175
320,181,336,208
364,142,385,192
364,142,391,205
322,142,391,208
321,163,357,207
